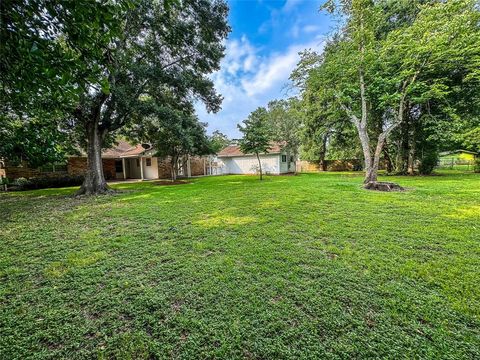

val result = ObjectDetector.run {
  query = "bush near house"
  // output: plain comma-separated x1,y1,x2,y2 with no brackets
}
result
7,175,85,191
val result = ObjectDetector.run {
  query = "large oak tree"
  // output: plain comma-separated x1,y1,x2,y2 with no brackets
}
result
72,0,229,194
1,0,229,194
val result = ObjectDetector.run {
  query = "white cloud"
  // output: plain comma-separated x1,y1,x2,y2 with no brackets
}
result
290,23,300,38
282,0,302,12
241,43,310,97
196,36,324,137
223,35,258,76
303,24,321,34
259,0,301,35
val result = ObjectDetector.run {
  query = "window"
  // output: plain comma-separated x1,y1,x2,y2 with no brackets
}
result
281,155,287,163
115,160,123,173
290,156,294,163
146,158,152,166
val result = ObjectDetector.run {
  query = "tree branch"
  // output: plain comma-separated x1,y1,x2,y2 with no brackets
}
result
333,91,361,126
339,102,361,127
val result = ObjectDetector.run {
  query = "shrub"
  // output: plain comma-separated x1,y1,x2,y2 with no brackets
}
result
0,177,10,185
474,158,480,173
12,177,31,190
0,177,10,191
419,152,439,175
9,175,84,191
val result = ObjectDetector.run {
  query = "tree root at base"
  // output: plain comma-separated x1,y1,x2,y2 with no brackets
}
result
364,181,404,191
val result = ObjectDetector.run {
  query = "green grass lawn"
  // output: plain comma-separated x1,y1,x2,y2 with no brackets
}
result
1,172,479,359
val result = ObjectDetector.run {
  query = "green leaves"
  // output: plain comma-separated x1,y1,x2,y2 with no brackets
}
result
0,0,129,115
293,0,480,173
100,78,110,95
0,115,75,168
238,107,271,157
265,99,302,158
209,131,230,154
462,127,480,152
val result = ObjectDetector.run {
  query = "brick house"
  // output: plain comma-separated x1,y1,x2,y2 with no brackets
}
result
3,141,211,181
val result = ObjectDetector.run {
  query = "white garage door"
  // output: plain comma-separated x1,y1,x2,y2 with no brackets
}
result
224,155,280,174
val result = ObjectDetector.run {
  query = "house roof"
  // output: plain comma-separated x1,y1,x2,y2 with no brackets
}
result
102,140,152,158
439,149,478,156
217,143,283,157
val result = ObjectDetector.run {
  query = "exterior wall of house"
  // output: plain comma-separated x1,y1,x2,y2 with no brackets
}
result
3,165,67,179
67,157,116,180
3,157,116,180
3,154,210,182
220,154,281,175
103,159,116,179
67,157,87,177
142,157,158,179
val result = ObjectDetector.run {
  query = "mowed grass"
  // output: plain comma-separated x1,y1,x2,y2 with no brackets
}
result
1,172,479,359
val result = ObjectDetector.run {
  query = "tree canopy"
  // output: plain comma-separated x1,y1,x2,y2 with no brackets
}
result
72,0,230,194
238,107,271,180
125,100,212,181
292,0,480,184
265,99,301,170
1,0,230,194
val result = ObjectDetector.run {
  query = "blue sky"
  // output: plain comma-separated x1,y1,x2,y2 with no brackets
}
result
196,0,333,138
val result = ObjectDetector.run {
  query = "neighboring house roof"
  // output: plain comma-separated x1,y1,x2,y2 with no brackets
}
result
217,143,283,157
439,149,478,156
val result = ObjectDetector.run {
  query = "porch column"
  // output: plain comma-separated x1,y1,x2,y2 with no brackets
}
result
187,155,192,178
140,157,144,180
122,158,126,180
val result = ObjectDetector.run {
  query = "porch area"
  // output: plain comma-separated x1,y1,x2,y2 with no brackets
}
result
114,157,159,180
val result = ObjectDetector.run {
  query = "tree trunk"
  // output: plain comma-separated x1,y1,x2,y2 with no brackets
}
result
77,121,111,195
170,155,177,181
383,145,393,173
395,138,406,174
368,133,386,183
286,150,291,173
256,152,263,180
319,132,328,171
355,123,375,183
407,126,416,175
